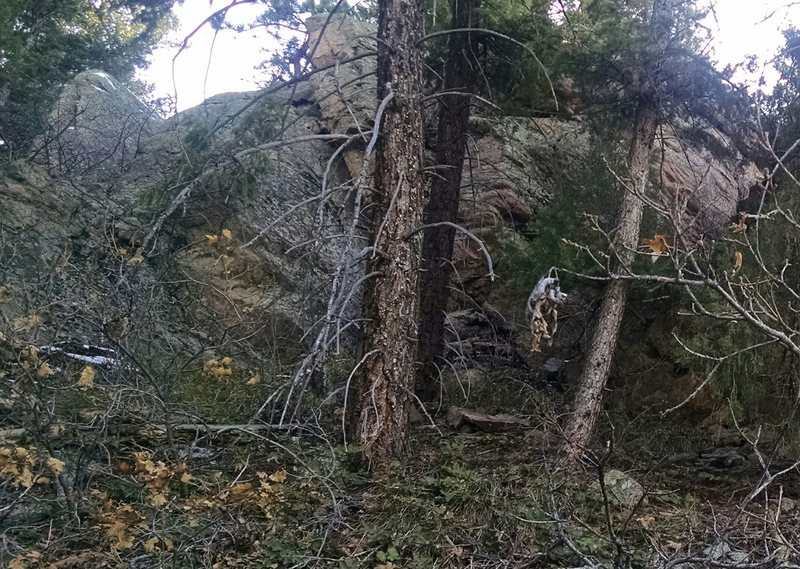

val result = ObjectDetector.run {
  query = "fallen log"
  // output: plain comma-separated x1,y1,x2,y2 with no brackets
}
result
446,407,531,433
0,423,291,442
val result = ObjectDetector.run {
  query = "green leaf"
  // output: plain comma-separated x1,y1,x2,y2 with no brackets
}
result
386,547,400,561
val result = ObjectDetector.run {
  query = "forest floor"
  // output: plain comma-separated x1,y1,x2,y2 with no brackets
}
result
3,368,800,569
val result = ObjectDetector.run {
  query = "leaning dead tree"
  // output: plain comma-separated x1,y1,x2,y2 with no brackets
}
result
344,0,428,464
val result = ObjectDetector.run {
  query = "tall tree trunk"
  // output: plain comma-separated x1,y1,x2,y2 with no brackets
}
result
345,0,426,464
560,0,673,463
561,96,658,460
416,0,479,401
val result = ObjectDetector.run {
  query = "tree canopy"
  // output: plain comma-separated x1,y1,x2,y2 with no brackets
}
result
0,0,177,154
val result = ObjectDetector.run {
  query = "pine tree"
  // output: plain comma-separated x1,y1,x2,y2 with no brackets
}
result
345,0,427,464
560,0,697,461
417,0,480,401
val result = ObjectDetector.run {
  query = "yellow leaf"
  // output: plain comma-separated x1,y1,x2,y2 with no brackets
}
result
205,234,219,244
180,472,192,484
127,255,144,264
150,492,168,507
642,234,670,260
37,476,51,484
0,446,35,488
9,556,29,569
268,470,287,483
117,247,128,255
37,362,53,377
246,374,261,386
733,251,743,272
144,537,159,551
204,357,232,379
48,457,65,475
230,482,254,500
637,515,655,529
13,315,40,332
20,346,39,369
106,520,135,550
730,213,747,233
221,229,233,240
77,366,95,390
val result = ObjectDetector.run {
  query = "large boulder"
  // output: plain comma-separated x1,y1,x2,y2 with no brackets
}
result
117,83,359,331
38,70,161,176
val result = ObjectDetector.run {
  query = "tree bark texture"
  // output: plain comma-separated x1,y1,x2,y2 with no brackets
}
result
416,0,479,400
562,96,658,458
345,0,427,464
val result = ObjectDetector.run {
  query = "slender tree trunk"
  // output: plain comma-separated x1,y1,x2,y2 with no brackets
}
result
562,96,658,460
416,0,479,400
345,0,427,464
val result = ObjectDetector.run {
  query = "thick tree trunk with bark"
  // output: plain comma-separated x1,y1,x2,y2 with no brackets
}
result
345,0,427,464
562,96,658,460
416,0,479,400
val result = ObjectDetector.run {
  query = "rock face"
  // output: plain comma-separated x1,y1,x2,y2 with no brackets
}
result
0,15,764,381
658,121,763,237
306,14,377,137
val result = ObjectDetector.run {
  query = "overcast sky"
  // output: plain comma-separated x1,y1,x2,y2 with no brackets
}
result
138,0,800,113
700,0,799,88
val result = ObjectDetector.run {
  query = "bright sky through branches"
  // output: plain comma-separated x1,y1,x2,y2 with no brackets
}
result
139,0,800,113
700,0,800,89
139,0,293,112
